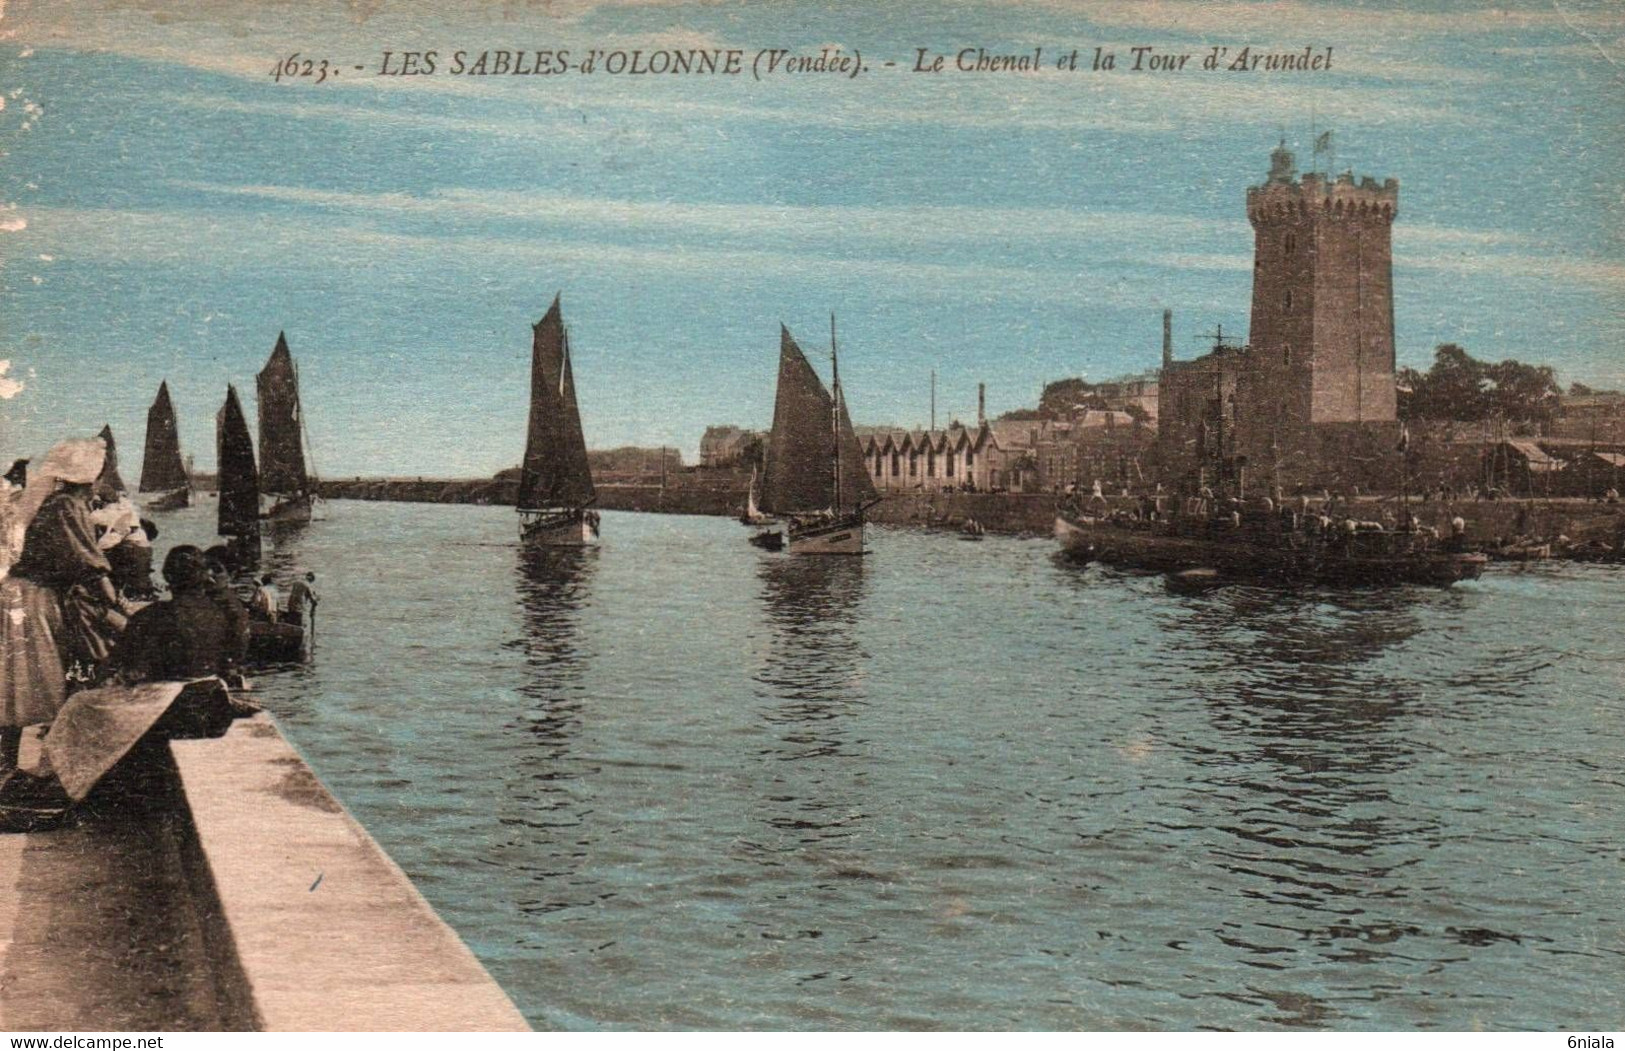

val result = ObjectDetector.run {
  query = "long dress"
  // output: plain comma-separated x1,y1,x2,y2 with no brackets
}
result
0,488,114,728
39,585,253,799
0,481,26,580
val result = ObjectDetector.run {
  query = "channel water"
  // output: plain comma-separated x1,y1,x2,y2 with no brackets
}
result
157,500,1624,1030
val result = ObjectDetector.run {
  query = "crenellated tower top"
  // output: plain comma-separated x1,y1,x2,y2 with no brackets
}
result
1248,162,1399,225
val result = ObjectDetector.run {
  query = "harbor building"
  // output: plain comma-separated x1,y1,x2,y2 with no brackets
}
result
698,425,762,468
861,423,1008,492
1158,142,1403,492
860,409,1151,495
1552,389,1625,444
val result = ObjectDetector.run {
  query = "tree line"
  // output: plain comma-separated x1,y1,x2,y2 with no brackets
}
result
1398,344,1567,430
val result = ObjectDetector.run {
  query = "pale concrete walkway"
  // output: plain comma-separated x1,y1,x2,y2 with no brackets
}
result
170,717,529,1031
0,733,223,1030
1,718,529,1032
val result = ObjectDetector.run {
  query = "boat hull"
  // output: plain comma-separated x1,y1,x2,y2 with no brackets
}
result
144,487,191,512
265,495,314,525
787,512,864,555
748,528,784,551
1056,514,1488,587
246,619,304,665
1490,543,1551,562
521,508,599,547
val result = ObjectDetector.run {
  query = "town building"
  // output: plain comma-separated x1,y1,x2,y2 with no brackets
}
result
858,409,1153,495
697,425,761,468
1551,390,1625,444
586,446,683,482
860,423,1011,492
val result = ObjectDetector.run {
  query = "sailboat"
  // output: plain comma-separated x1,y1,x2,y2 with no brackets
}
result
517,295,599,546
757,319,879,555
257,332,317,525
219,384,305,660
139,381,191,510
740,465,772,525
216,385,261,566
95,424,127,501
743,463,783,550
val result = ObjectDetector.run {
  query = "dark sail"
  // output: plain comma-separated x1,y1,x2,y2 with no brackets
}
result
558,331,596,502
834,383,878,508
216,385,260,537
760,327,839,515
139,381,189,493
96,424,126,498
517,295,596,511
256,332,310,497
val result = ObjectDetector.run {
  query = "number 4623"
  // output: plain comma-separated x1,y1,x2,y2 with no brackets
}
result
270,54,330,84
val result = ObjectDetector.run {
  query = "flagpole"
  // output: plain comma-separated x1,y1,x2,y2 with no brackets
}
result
1398,423,1411,528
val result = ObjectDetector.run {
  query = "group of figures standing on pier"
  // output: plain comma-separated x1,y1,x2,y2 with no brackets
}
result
0,436,274,832
0,333,330,830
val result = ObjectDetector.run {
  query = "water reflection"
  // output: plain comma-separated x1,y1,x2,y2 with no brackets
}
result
755,556,868,711
500,546,600,917
749,556,870,852
1161,586,1454,1026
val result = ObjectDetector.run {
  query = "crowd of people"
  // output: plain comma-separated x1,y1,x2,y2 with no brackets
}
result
0,436,319,831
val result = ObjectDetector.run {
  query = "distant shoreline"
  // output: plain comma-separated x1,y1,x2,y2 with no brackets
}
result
308,478,1625,553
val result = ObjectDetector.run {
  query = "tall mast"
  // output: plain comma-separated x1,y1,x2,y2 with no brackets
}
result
560,327,569,396
831,312,842,514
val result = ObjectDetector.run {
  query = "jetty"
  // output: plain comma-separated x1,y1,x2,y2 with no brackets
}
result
0,718,528,1032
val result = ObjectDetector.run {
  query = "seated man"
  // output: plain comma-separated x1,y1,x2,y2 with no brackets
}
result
107,545,250,682
250,574,280,623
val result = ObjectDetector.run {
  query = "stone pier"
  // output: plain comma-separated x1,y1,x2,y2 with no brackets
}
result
0,716,529,1032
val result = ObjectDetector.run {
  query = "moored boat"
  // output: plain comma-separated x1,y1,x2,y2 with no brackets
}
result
246,619,305,664
757,320,878,555
1055,502,1488,587
139,381,192,511
740,466,772,526
741,457,783,548
1489,540,1552,562
747,528,785,551
517,295,599,547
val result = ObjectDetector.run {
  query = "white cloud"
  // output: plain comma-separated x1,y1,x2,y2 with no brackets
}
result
0,360,23,399
1001,0,1625,42
1400,251,1625,288
9,202,1234,311
1145,251,1251,271
169,178,1250,247
169,179,1578,284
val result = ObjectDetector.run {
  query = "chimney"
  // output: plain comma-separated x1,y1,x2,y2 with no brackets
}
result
1162,309,1173,371
977,383,986,427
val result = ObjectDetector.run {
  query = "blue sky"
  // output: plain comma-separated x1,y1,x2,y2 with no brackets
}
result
1,0,1621,475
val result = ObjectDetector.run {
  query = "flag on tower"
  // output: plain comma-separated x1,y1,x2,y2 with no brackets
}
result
1314,130,1333,152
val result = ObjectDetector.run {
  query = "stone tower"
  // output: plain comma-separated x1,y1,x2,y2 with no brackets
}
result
1244,142,1399,446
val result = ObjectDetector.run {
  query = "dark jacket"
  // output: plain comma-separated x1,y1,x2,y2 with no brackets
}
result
106,585,249,681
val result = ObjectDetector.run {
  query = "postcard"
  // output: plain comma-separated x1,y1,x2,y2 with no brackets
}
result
0,0,1621,1035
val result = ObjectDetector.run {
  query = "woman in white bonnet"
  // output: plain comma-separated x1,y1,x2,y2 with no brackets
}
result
0,437,125,775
